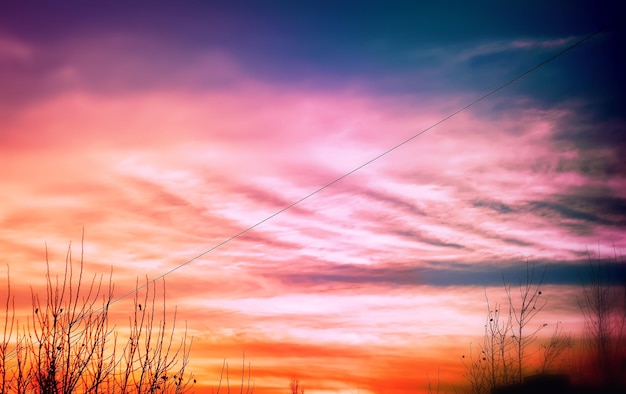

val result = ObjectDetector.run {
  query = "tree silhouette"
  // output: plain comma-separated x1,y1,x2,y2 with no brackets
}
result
577,249,626,389
289,377,304,394
462,263,570,393
0,239,194,393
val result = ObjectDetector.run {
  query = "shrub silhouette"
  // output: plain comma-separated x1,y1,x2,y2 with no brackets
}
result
464,254,626,394
0,240,194,393
462,263,571,394
289,377,304,394
577,249,626,389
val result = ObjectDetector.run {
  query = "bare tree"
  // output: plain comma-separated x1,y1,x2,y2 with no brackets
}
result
537,321,571,375
289,377,304,394
30,242,115,394
481,294,515,389
462,343,489,394
577,249,626,388
0,265,17,393
0,238,195,393
426,367,441,394
212,354,254,394
463,296,517,394
463,263,558,393
116,277,194,394
504,262,547,382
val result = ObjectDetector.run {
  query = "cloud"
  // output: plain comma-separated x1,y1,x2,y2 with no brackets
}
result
0,35,32,61
2,74,623,278
455,36,578,62
472,199,514,214
264,259,624,289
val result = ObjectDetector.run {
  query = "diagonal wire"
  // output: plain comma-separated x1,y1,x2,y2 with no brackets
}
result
110,19,617,305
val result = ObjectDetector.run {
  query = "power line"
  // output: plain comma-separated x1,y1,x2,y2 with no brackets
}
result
110,20,616,305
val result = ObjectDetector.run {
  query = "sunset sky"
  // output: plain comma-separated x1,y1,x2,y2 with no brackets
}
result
1,1,625,393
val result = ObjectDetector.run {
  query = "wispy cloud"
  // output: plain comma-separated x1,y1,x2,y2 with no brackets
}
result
456,36,578,62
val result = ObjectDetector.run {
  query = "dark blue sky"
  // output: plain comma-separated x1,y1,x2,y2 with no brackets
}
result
2,1,624,102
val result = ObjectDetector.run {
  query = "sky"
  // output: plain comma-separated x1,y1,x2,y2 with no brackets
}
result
1,1,625,393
